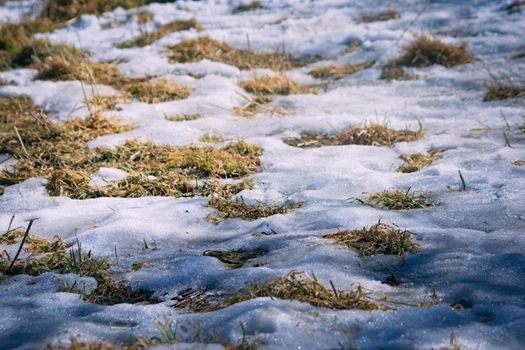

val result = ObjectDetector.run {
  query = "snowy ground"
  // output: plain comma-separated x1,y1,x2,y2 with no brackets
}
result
1,0,525,349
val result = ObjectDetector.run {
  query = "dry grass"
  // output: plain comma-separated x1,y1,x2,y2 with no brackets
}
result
167,36,307,71
165,113,202,122
359,10,398,23
391,36,474,68
240,74,318,95
40,0,168,22
199,134,225,143
380,66,415,81
309,62,373,80
88,95,131,112
136,10,154,25
513,160,525,166
35,48,122,85
47,337,124,350
283,123,425,148
225,270,382,310
121,78,192,103
324,222,419,256
233,1,263,14
207,196,303,223
352,189,431,210
1,96,260,199
203,248,266,268
398,150,441,173
117,19,202,48
232,94,288,118
483,84,525,101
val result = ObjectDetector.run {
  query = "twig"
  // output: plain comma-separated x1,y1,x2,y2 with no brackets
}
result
458,170,466,191
7,219,35,273
5,215,15,234
114,245,119,267
13,126,29,158
503,130,512,148
330,280,340,300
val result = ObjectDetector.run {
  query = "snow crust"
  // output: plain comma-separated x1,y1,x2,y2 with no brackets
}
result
1,0,525,349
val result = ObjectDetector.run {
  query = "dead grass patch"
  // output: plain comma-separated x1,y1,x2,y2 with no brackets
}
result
324,222,419,256
136,10,154,25
40,0,167,22
167,36,307,71
240,74,318,95
283,123,425,148
117,19,202,48
226,270,382,310
359,10,398,23
88,95,131,112
513,160,525,166
380,66,415,81
203,248,266,268
233,1,263,14
352,189,431,210
398,150,441,173
309,62,373,80
199,134,225,143
232,94,288,118
391,36,474,68
207,196,303,223
165,113,202,122
483,84,525,101
1,96,259,199
121,78,192,103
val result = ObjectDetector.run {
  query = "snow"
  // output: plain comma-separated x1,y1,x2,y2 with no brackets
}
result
1,0,525,349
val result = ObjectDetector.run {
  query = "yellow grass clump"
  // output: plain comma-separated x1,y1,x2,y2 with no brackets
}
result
391,36,474,68
398,151,441,173
359,10,398,23
483,84,525,101
352,189,431,210
207,196,303,223
121,78,192,103
167,36,307,71
240,74,318,95
324,222,419,256
283,123,425,148
309,62,373,80
117,19,202,48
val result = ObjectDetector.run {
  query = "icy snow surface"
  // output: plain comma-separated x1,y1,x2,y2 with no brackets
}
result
1,0,525,349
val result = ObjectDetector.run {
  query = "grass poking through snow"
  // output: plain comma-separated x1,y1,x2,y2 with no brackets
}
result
203,248,266,268
390,36,473,68
309,62,373,80
359,10,398,23
167,36,308,71
284,123,425,148
240,74,318,95
398,151,441,173
117,19,202,48
207,196,303,223
324,222,419,256
483,84,525,101
351,189,431,210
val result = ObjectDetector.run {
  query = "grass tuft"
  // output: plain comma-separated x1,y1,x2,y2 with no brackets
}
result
203,248,266,268
483,84,525,101
165,113,202,122
117,19,202,48
240,74,318,95
359,10,398,23
352,189,431,210
380,66,415,81
233,1,263,14
391,36,474,68
207,196,303,223
167,36,307,71
199,134,225,143
284,123,425,148
513,160,525,166
0,96,260,199
398,151,441,173
324,222,419,256
225,270,382,310
121,78,192,103
309,62,373,80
